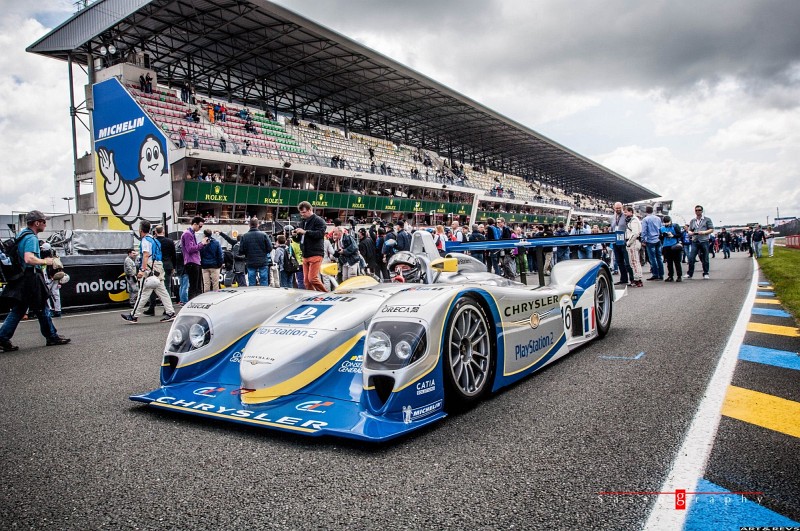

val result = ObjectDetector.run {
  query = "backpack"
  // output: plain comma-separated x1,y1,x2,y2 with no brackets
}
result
283,245,300,273
142,235,162,262
1,232,32,283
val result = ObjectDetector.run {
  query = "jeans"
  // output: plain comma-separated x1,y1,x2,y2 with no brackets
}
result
613,244,631,284
0,301,58,342
279,270,293,288
489,252,502,275
645,242,663,278
767,239,775,257
722,244,731,259
247,265,270,286
753,241,763,258
179,273,189,304
576,247,592,259
688,241,710,276
555,247,570,263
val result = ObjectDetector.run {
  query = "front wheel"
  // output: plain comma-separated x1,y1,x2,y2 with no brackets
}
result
443,296,494,410
595,268,613,338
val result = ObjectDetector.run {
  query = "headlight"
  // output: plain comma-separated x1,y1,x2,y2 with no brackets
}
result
365,322,427,369
189,323,207,348
395,340,412,360
167,316,211,353
367,330,392,362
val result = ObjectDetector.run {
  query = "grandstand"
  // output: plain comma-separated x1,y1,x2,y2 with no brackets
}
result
27,0,657,232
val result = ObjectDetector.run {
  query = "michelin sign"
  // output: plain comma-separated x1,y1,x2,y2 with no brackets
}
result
92,78,172,231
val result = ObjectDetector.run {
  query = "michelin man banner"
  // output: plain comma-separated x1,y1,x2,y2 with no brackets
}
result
92,77,172,231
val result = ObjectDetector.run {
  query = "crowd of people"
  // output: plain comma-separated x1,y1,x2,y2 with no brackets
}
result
129,200,782,319
0,202,784,347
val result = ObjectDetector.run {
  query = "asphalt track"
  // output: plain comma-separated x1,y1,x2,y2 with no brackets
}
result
0,252,790,529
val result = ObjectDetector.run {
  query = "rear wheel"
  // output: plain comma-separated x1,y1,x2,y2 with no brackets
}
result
443,296,494,409
595,268,613,338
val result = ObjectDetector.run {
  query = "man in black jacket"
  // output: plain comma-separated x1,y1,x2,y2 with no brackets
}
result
218,231,247,287
294,201,327,292
239,218,273,286
395,222,411,252
358,228,378,276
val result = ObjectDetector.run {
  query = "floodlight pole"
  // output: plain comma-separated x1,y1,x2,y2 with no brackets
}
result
67,53,80,209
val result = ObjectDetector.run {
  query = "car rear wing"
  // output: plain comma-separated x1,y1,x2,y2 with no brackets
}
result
444,231,625,286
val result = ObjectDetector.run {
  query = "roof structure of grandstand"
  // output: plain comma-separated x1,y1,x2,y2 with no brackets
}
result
28,0,657,204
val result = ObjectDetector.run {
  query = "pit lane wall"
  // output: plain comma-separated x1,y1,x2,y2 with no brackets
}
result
0,255,135,313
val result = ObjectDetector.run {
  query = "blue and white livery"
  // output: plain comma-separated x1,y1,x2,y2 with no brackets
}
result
131,231,624,441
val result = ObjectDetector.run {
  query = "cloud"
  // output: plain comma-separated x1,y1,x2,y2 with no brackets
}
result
276,0,800,99
0,5,85,214
597,144,799,225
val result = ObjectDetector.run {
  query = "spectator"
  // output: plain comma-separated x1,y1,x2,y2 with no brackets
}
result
625,206,643,287
332,228,360,280
718,227,734,259
218,231,247,287
272,234,293,288
553,222,570,263
641,206,664,280
122,219,176,323
145,73,153,93
181,216,207,300
751,224,766,259
375,227,390,280
143,225,177,316
685,205,714,279
239,218,273,287
484,217,502,275
433,225,447,257
660,215,683,282
610,202,632,285
358,228,379,275
294,201,327,292
200,229,223,292
0,211,70,351
124,249,139,308
394,221,412,252
569,219,592,259
764,226,778,257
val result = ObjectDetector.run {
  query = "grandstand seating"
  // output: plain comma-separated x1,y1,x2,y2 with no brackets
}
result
123,78,612,215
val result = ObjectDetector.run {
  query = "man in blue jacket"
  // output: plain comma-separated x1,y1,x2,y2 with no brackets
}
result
641,206,664,280
1,210,70,351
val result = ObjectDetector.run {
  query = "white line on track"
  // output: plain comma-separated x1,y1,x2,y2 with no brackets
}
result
643,258,759,530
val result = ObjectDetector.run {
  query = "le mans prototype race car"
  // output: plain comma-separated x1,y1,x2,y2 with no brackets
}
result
131,231,625,441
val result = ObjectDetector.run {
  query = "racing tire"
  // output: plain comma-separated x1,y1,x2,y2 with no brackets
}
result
443,295,495,410
595,268,613,338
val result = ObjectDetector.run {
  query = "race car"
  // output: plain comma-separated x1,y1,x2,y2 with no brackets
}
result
131,231,624,441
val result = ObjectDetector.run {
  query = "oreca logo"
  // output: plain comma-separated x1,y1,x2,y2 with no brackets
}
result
75,272,129,302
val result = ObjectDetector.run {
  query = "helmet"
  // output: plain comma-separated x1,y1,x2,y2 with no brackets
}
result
144,275,162,290
387,251,423,283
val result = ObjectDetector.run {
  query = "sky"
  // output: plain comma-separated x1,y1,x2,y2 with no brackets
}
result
2,0,799,227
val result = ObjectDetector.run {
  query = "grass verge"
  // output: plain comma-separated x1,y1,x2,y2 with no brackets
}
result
757,245,800,324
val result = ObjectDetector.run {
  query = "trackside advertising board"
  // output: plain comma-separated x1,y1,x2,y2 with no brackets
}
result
92,77,172,231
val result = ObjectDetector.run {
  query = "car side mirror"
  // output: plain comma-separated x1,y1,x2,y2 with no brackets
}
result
430,257,458,273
